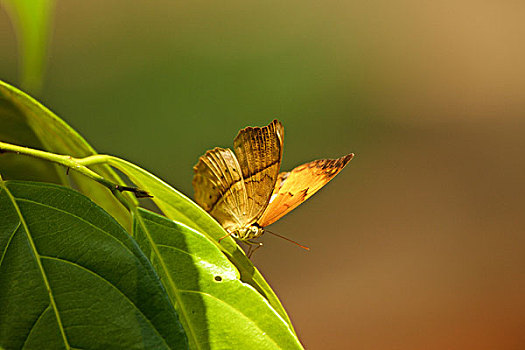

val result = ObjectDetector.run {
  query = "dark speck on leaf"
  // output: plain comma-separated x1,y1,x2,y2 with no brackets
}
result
214,276,222,282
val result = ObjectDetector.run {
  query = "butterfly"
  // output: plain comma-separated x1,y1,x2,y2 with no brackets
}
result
193,120,353,255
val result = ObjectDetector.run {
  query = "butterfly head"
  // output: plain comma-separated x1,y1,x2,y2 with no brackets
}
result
233,224,264,241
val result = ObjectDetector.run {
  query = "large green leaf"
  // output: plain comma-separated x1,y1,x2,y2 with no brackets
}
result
134,208,303,349
0,180,188,349
102,156,297,334
0,80,134,230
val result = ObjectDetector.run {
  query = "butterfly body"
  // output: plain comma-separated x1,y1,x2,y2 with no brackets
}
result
193,120,353,250
230,224,264,241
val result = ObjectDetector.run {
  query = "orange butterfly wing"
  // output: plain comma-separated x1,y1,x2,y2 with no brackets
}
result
257,154,354,227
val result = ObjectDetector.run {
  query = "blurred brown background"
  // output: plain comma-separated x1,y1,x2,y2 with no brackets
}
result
1,1,525,348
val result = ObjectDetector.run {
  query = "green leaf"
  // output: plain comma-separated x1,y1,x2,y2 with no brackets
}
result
104,156,297,335
1,0,54,93
0,180,188,349
0,81,301,345
0,80,134,230
134,208,303,349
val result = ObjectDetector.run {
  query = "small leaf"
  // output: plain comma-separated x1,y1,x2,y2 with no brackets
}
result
0,180,188,349
0,80,134,230
1,0,54,92
134,208,303,349
105,156,297,334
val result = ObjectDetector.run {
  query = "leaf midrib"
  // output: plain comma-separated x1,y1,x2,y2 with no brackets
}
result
41,255,169,348
145,217,295,349
14,195,172,348
0,182,70,349
16,196,131,254
134,210,201,350
179,290,283,349
154,244,287,346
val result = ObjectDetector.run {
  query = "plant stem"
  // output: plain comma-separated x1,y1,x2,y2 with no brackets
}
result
0,141,149,205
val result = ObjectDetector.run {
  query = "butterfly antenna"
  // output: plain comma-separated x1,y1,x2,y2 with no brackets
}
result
265,230,310,251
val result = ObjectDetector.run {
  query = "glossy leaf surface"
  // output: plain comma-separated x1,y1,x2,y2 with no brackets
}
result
134,208,303,349
0,181,187,349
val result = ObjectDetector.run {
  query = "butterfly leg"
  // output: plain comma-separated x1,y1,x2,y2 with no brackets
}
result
245,240,263,258
218,230,233,243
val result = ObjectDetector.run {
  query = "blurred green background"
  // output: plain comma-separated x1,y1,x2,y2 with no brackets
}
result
1,1,524,349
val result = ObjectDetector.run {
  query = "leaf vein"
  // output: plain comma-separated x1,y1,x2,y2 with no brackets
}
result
39,255,169,348
0,182,71,349
16,197,134,257
135,212,201,349
179,289,281,348
21,304,51,349
0,221,21,270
